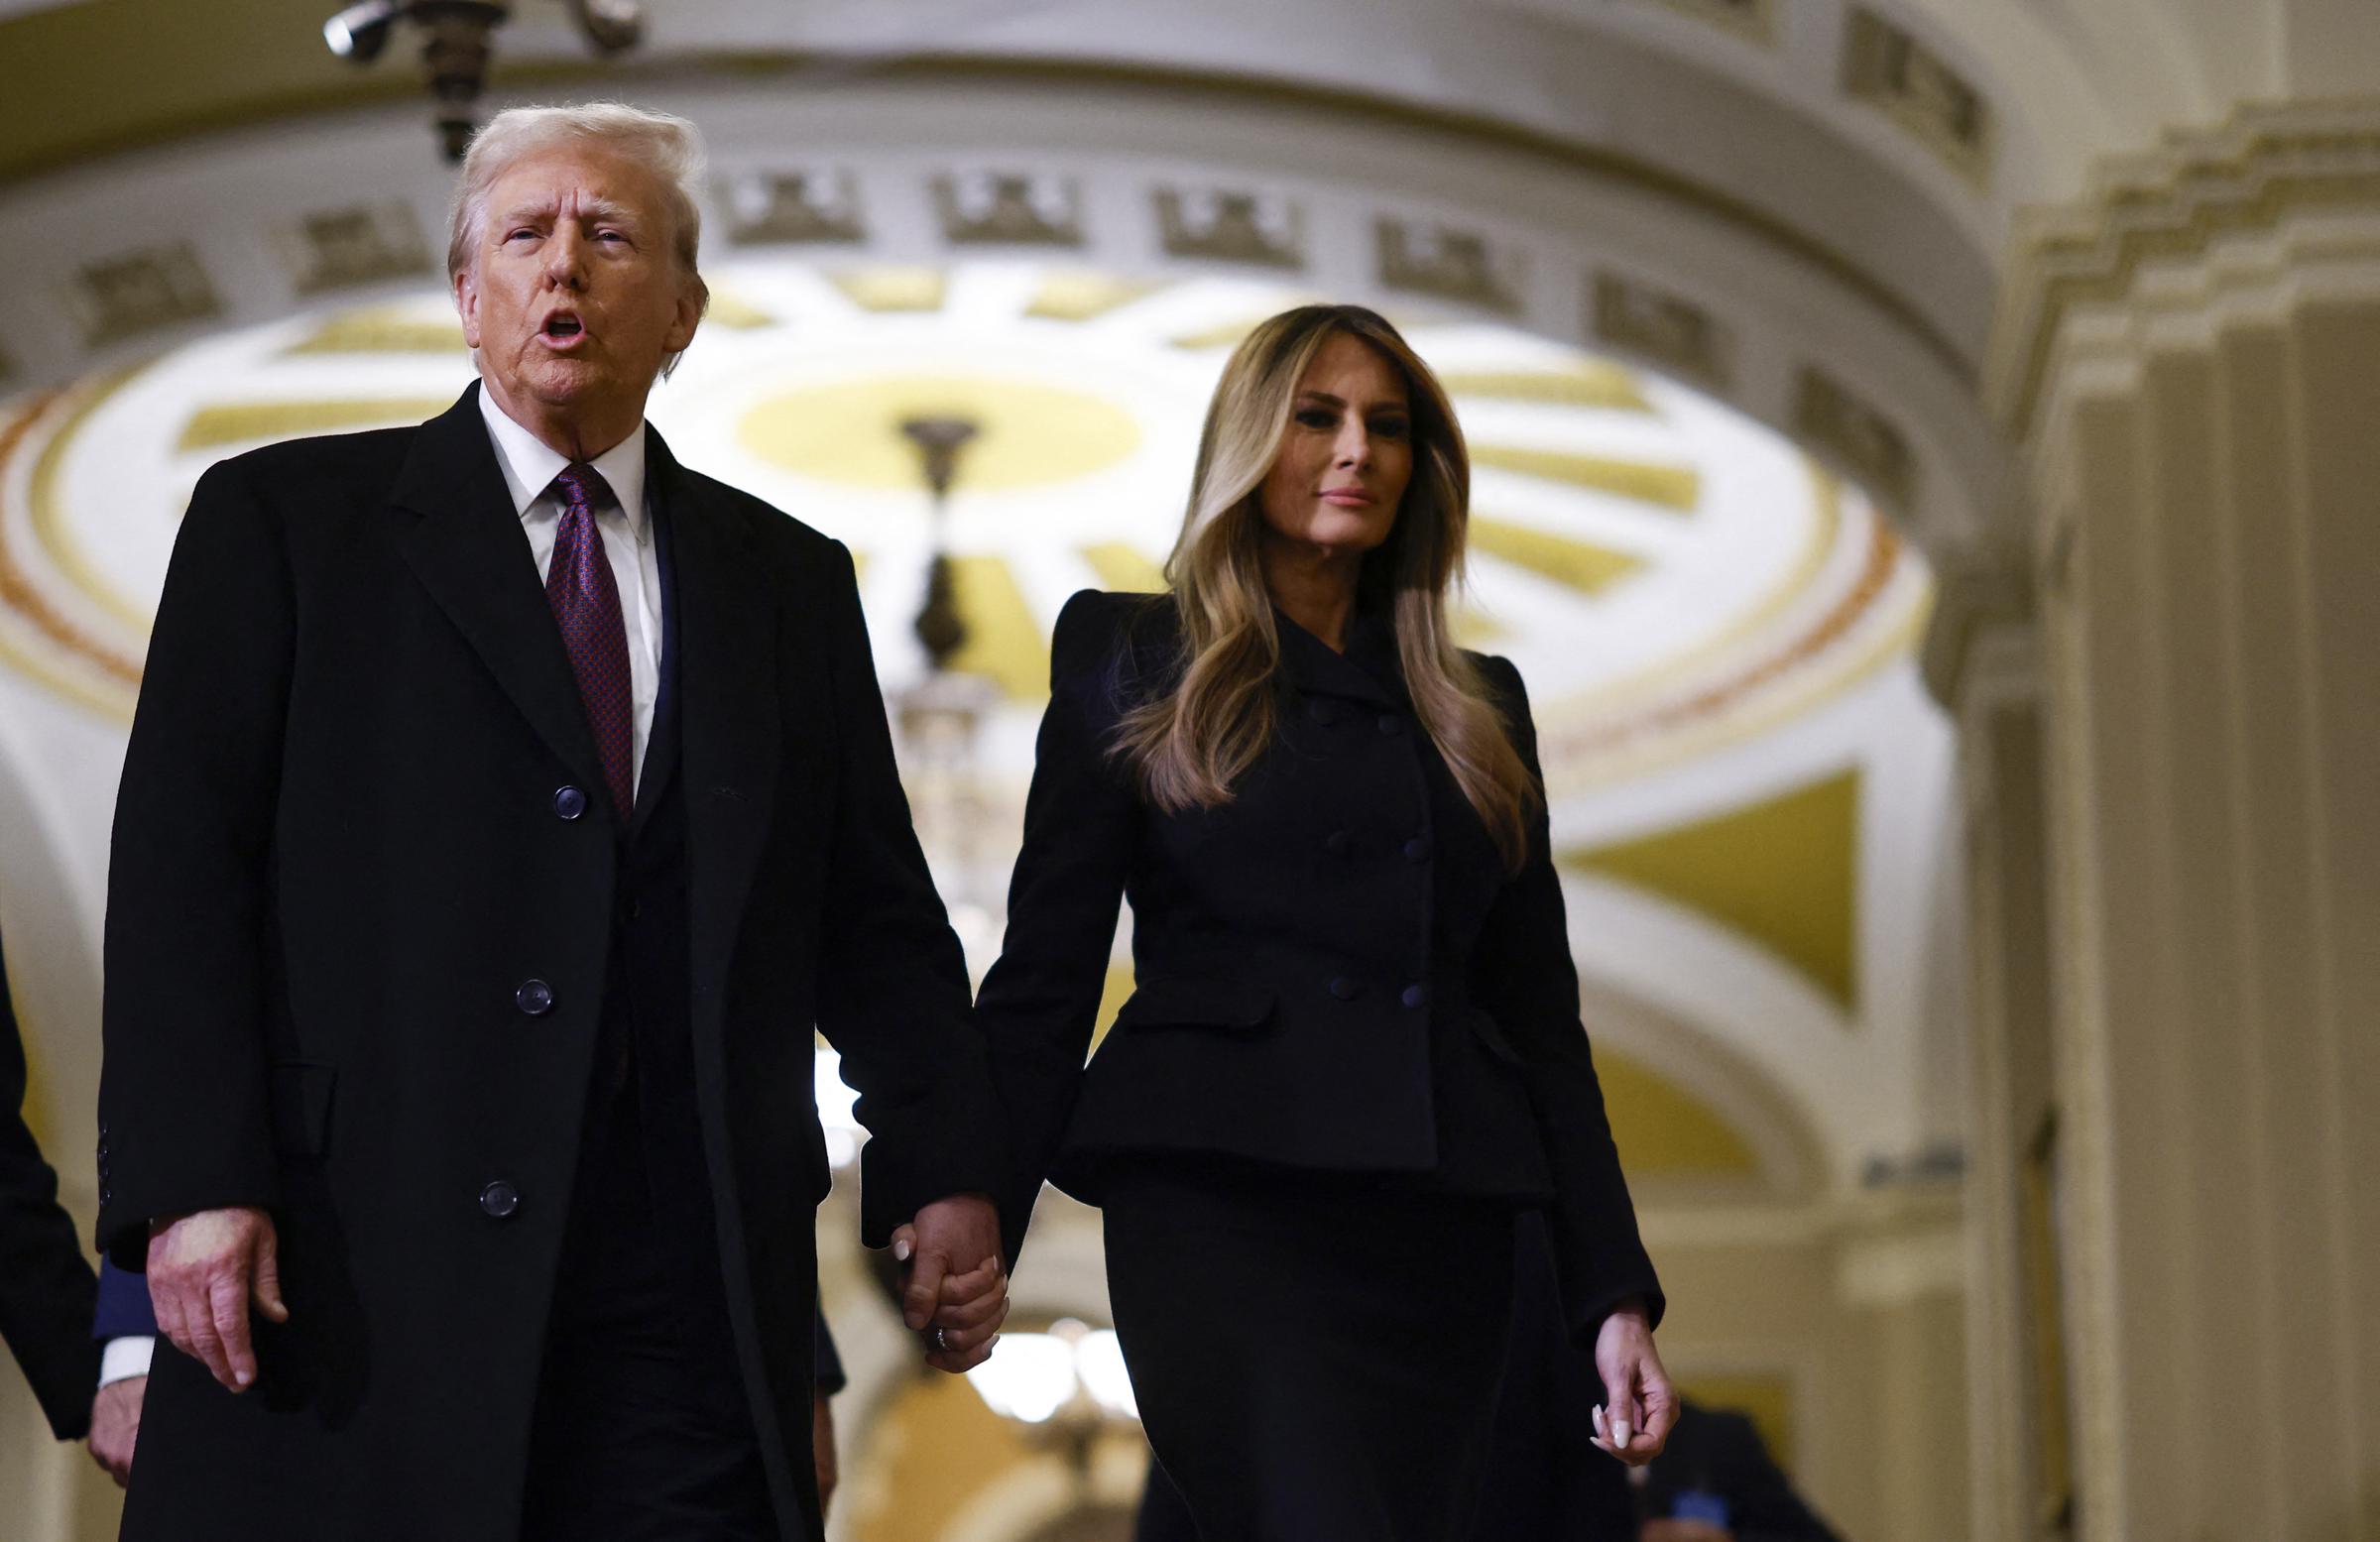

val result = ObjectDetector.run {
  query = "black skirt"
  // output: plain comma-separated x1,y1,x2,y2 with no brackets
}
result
1103,1162,1518,1542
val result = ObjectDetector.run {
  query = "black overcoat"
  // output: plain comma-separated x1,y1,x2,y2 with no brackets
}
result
977,590,1662,1345
95,384,1002,1541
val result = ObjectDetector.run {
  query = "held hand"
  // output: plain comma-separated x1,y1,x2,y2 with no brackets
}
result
890,1193,1006,1373
1588,1299,1677,1468
86,1375,146,1487
146,1207,288,1392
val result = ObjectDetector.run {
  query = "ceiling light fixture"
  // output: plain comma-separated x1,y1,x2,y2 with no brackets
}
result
318,0,648,162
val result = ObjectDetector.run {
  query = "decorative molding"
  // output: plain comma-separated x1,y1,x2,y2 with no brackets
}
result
1591,270,1732,391
1919,543,2035,710
1793,364,1919,512
1153,185,1303,270
1375,217,1522,314
934,171,1084,247
722,168,866,245
1987,97,2380,441
62,241,220,347
1638,0,1774,45
1842,7,1994,186
275,201,430,295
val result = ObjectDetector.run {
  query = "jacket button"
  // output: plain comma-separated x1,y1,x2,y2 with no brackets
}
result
516,979,554,1015
479,1181,521,1219
1324,830,1350,857
1403,835,1432,864
1329,976,1363,1002
1401,984,1429,1009
1376,714,1404,736
552,785,587,820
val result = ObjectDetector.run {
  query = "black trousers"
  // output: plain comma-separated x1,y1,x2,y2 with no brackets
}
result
1103,1164,1517,1542
519,1088,775,1542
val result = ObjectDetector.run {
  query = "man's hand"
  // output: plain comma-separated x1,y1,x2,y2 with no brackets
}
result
146,1206,287,1392
1588,1298,1677,1468
890,1193,1008,1373
1641,1521,1733,1542
812,1392,837,1515
86,1376,146,1487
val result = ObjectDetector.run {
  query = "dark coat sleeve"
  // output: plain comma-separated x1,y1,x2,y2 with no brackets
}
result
806,539,1011,1248
1472,655,1664,1344
0,939,101,1438
92,1256,158,1342
95,458,291,1266
972,591,1139,1267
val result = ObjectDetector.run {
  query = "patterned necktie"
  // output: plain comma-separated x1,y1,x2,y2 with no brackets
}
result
544,463,635,819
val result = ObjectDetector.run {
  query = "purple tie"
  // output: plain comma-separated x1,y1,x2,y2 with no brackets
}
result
544,463,635,818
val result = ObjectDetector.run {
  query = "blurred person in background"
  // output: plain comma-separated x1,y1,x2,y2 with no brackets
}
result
979,303,1673,1542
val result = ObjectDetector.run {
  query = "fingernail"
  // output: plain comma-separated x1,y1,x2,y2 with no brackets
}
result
1613,1419,1631,1447
235,1370,253,1387
893,1239,912,1262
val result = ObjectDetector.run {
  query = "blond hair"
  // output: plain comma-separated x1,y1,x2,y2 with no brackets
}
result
1113,304,1539,870
446,102,710,378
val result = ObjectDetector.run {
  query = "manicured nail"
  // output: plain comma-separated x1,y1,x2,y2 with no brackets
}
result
235,1370,253,1387
1612,1418,1631,1447
893,1238,912,1262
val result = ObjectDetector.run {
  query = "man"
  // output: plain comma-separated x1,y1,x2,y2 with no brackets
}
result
97,102,1008,1541
87,1258,149,1485
0,931,102,1448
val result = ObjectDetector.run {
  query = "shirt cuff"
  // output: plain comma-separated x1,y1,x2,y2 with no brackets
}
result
98,1337,155,1388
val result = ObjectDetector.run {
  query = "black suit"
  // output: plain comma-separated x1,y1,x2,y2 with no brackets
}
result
0,933,100,1440
97,384,1002,1542
979,592,1660,1539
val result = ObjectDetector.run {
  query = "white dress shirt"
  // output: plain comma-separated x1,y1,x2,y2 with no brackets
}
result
477,387,664,799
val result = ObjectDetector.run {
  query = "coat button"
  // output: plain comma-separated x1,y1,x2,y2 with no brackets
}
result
1401,984,1429,1009
1403,836,1432,864
479,1181,521,1220
1376,714,1404,736
1329,976,1363,1002
516,979,554,1015
1324,830,1351,857
552,785,587,820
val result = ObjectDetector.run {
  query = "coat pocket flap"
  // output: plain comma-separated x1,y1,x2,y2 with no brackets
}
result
268,1062,337,1157
1112,978,1276,1031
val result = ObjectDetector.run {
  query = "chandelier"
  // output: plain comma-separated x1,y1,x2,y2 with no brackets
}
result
319,1,646,160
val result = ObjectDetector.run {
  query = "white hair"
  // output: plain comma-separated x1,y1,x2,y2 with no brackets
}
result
447,101,710,377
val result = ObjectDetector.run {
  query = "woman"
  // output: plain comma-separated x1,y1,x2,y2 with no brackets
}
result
976,304,1673,1539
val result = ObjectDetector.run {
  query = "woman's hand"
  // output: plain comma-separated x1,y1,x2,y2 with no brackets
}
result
1590,1298,1677,1466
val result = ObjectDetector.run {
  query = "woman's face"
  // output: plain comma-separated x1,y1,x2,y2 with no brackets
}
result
1256,332,1413,558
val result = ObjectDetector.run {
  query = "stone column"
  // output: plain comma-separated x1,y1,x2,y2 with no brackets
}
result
1964,98,2380,1542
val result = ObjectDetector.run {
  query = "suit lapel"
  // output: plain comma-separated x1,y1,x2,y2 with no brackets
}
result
390,385,612,803
1275,606,1401,707
650,430,781,1032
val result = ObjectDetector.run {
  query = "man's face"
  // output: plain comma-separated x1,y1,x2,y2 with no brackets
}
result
455,142,702,429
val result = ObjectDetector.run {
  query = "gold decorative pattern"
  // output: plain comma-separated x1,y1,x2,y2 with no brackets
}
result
176,397,454,452
284,308,464,355
1442,365,1651,414
1468,516,1645,595
1025,272,1169,322
1470,444,1700,511
1078,541,1167,593
828,267,947,313
946,554,1050,701
740,375,1140,492
1639,0,1775,44
702,288,777,330
1565,768,1861,1009
0,391,144,702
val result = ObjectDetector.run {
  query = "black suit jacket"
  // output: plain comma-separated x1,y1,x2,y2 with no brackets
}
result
978,591,1660,1342
96,384,1003,1542
0,933,99,1439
